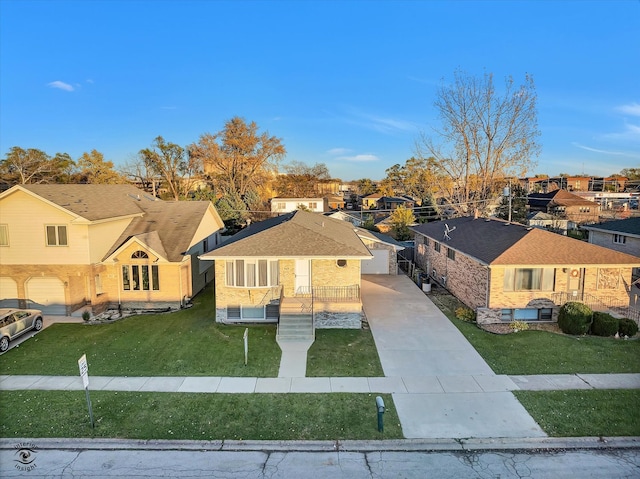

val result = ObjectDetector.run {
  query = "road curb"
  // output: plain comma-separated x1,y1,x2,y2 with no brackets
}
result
2,436,638,452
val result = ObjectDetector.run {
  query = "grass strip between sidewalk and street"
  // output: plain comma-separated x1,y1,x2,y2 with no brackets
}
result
0,390,402,441
514,389,640,437
430,291,640,375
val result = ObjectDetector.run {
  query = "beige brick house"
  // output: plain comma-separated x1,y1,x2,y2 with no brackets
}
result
412,216,640,324
0,184,224,314
200,210,403,338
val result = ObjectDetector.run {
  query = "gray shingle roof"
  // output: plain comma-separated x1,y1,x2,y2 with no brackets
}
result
201,210,372,259
411,216,640,266
582,217,640,237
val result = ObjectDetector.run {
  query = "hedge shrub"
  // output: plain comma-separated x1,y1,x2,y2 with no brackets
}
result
591,312,619,337
455,306,476,322
618,318,639,337
557,302,593,335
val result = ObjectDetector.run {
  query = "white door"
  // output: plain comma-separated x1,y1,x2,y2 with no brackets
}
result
26,277,66,315
294,260,311,293
361,250,390,274
0,277,19,308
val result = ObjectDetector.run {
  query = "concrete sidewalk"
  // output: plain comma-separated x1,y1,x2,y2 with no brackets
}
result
3,373,638,393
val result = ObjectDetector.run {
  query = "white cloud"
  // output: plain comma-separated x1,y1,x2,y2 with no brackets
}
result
617,102,640,116
572,142,624,155
47,81,74,92
327,148,351,156
338,154,379,162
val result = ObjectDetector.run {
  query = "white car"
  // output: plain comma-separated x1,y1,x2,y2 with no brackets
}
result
0,308,44,352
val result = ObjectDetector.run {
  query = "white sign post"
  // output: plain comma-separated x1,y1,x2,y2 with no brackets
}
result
243,328,249,366
78,354,94,428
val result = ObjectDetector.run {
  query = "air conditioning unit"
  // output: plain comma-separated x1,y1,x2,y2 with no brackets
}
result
441,275,447,286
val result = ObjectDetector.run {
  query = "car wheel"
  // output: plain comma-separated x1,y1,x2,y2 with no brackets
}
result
0,336,9,353
34,317,43,331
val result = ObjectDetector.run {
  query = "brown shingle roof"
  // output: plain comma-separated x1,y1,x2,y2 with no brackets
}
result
201,210,372,259
411,216,640,266
20,184,149,220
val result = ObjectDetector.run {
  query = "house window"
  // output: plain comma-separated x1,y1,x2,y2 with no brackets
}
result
434,242,441,253
122,264,159,291
226,259,279,287
424,237,430,247
501,308,553,322
46,225,68,246
0,224,8,246
447,248,455,260
309,202,317,209
613,234,626,244
227,305,265,320
337,259,347,268
131,250,148,259
503,268,555,291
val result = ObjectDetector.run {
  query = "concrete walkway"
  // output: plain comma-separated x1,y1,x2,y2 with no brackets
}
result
361,275,545,439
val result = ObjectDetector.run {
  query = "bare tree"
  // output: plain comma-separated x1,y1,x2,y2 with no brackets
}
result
417,71,540,215
0,147,53,184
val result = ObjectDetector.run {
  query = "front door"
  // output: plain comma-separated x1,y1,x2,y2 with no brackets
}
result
567,268,584,300
294,259,311,293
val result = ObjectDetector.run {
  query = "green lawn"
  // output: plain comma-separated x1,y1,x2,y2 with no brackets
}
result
430,291,640,375
307,328,384,377
0,390,402,440
515,389,640,437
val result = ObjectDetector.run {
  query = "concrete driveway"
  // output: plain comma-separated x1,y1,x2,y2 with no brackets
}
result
362,274,546,439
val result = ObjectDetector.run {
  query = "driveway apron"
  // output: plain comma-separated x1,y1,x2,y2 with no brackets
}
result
361,274,546,439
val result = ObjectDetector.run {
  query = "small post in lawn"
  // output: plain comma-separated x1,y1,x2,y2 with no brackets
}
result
243,328,249,366
375,396,385,432
77,354,94,428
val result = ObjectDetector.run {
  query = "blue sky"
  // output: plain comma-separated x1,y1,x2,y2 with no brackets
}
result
1,0,638,181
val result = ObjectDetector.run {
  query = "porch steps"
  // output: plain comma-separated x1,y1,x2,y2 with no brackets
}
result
277,298,314,342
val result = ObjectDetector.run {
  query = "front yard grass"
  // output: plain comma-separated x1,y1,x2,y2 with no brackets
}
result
307,328,384,377
514,389,640,437
430,291,640,375
0,390,402,440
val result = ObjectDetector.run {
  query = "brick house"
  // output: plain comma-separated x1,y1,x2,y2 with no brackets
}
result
411,216,640,324
0,184,224,314
199,210,403,339
528,189,600,225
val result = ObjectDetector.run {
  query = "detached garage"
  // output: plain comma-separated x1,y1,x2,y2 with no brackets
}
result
26,277,67,315
356,228,405,275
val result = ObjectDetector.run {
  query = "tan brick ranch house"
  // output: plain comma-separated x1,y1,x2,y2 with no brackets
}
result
199,210,404,340
0,184,224,314
411,216,640,324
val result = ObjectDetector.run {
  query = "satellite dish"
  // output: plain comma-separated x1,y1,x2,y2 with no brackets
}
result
444,223,456,240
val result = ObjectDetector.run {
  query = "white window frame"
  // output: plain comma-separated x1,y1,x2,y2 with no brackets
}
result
45,224,68,246
613,234,626,245
0,224,8,246
225,259,279,288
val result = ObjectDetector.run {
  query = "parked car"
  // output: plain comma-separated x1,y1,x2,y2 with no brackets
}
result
0,308,44,352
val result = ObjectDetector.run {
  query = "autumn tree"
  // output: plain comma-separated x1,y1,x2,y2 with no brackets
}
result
0,147,54,184
50,152,77,183
495,183,528,224
189,117,285,198
389,204,416,240
139,136,201,200
416,70,541,216
382,157,438,203
354,178,377,196
77,150,125,184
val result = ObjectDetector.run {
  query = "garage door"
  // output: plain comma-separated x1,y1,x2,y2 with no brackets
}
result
26,277,66,315
361,250,390,274
0,277,19,308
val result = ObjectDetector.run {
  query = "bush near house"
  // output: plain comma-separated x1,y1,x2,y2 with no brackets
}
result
557,302,593,335
455,306,476,322
619,317,639,337
591,312,619,337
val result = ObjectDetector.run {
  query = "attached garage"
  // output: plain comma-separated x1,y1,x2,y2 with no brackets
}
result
26,277,66,315
0,277,19,308
361,249,390,274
